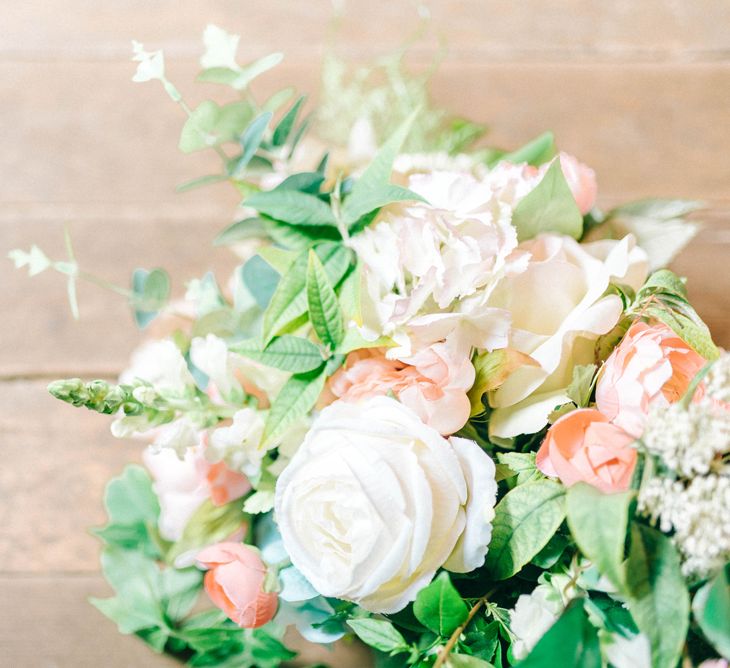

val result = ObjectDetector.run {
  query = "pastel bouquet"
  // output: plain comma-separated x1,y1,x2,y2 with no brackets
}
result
12,25,730,668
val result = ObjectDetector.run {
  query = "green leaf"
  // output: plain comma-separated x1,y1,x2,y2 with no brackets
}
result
214,218,268,246
272,95,305,147
176,174,229,193
231,335,324,373
262,368,326,448
166,499,246,563
275,171,325,194
485,480,566,580
131,268,170,328
262,242,351,344
499,131,556,167
566,483,632,590
511,160,583,242
342,111,420,226
516,599,600,668
343,184,425,229
346,618,408,654
413,571,468,637
337,329,394,355
245,190,337,227
307,250,344,349
179,100,254,153
637,268,689,300
624,523,689,668
448,655,495,668
242,254,280,309
233,52,284,89
565,364,597,407
495,452,541,485
161,567,203,621
257,246,297,274
693,563,730,659
645,304,719,361
229,111,272,176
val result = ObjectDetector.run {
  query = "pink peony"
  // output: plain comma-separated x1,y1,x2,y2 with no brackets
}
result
596,321,706,438
197,543,277,628
536,408,637,493
327,344,474,435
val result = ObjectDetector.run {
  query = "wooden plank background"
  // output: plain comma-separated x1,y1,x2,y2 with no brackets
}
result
1,2,729,665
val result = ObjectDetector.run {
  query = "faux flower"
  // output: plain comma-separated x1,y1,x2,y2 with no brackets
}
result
274,397,497,613
197,543,278,628
487,233,648,438
143,443,250,542
327,343,474,435
120,339,195,397
595,321,706,438
510,584,564,660
536,408,637,493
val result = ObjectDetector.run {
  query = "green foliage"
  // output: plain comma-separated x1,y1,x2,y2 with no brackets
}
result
347,618,409,654
497,131,556,167
271,95,306,147
261,367,326,448
179,100,254,153
633,269,718,360
131,268,171,328
565,364,597,408
693,564,730,660
232,335,324,373
624,523,689,668
447,655,495,667
241,254,280,309
485,480,566,580
413,572,469,637
307,250,345,350
198,52,284,91
511,161,583,242
495,452,541,486
566,484,632,590
516,599,600,668
229,111,273,176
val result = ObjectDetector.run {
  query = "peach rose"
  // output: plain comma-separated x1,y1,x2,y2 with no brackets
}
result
327,343,474,435
197,543,278,628
536,409,637,493
596,321,706,438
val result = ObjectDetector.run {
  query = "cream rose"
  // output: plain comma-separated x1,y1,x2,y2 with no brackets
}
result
274,397,497,613
487,233,648,438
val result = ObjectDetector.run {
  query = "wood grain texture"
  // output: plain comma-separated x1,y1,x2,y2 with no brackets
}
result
3,1,730,665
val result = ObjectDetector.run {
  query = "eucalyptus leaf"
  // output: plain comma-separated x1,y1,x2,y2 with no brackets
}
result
511,161,583,242
131,268,170,328
179,100,253,153
229,111,272,175
485,479,566,580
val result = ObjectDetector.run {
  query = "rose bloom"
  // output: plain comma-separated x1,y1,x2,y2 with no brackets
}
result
537,408,637,493
326,343,474,435
274,396,497,613
197,542,278,628
487,233,648,438
143,443,250,542
596,321,706,438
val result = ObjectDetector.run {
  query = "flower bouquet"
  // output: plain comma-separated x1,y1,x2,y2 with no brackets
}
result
12,25,730,668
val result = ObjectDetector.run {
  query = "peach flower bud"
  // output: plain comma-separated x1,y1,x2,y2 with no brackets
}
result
197,543,278,628
596,321,706,438
554,152,597,215
536,409,637,493
206,462,251,507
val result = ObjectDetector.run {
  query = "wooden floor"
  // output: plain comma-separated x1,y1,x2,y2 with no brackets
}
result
1,2,729,666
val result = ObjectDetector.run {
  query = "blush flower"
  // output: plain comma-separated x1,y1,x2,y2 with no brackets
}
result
595,321,706,438
197,543,278,628
536,408,637,493
327,343,474,435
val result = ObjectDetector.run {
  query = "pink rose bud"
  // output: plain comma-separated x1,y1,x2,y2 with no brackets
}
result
197,543,277,628
536,408,637,493
556,152,597,215
596,321,706,438
206,462,251,507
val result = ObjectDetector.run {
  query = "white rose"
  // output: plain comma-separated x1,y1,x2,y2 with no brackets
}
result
274,396,497,613
208,408,266,479
600,631,651,668
510,584,564,660
487,233,648,437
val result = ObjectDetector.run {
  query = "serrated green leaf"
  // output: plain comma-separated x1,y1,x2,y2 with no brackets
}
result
499,131,556,167
625,523,689,668
232,335,324,373
342,111,419,226
179,100,254,153
307,250,344,349
495,452,541,485
272,95,305,147
645,305,718,360
516,599,600,668
485,479,566,580
262,243,351,344
512,160,583,242
413,571,468,637
262,368,326,448
693,563,730,659
245,189,337,227
346,618,408,653
566,483,632,590
343,184,425,229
